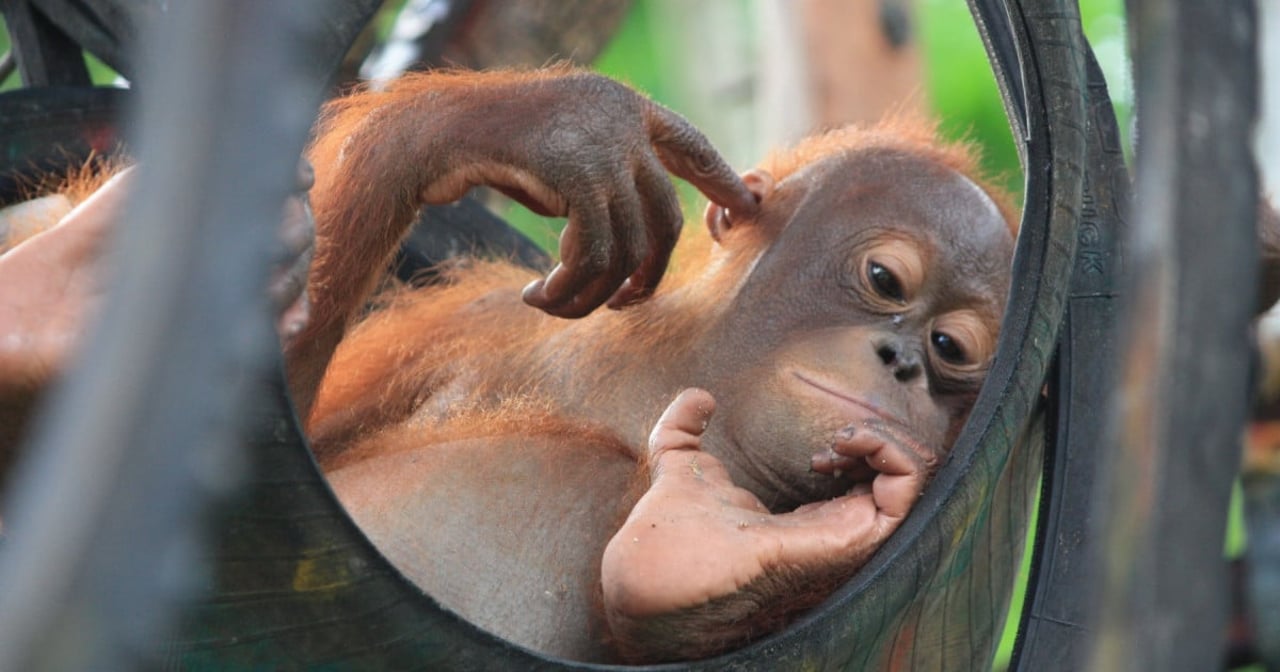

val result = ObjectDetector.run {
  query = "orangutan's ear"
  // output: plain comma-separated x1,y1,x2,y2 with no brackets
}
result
704,169,774,243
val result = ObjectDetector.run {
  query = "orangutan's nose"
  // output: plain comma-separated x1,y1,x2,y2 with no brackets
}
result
875,337,923,383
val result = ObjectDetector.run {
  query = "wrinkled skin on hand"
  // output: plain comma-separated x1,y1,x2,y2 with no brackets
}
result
601,382,937,662
0,170,129,474
414,72,761,317
0,171,125,402
290,69,758,417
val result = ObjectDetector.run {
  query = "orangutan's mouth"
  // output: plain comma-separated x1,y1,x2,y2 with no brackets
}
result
790,370,907,428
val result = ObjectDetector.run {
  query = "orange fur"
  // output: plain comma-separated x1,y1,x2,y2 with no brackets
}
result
1,155,125,251
308,115,1013,468
303,66,589,335
759,115,1019,234
308,254,723,463
49,156,125,205
323,391,636,471
289,67,635,421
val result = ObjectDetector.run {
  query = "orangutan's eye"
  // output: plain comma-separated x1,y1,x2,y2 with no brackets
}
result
931,330,967,364
928,311,996,379
867,262,905,303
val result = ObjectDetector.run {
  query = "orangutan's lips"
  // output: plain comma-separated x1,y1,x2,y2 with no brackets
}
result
791,371,907,427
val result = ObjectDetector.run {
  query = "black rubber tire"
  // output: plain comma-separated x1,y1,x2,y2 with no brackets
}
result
25,0,384,81
0,86,129,201
1008,46,1129,672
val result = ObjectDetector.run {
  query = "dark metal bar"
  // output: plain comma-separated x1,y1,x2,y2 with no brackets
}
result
1245,472,1280,667
0,1,338,668
28,0,150,78
1,0,91,87
1090,1,1260,669
0,49,16,82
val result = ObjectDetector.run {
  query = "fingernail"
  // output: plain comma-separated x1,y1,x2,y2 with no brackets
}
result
810,447,835,473
607,279,645,310
281,316,307,338
836,426,856,441
521,280,545,304
296,158,315,192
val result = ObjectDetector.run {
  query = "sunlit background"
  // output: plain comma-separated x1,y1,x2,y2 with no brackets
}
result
505,0,1132,250
0,1,1132,245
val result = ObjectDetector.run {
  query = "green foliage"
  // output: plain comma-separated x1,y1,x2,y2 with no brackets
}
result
504,0,1132,248
919,0,1131,196
0,18,16,91
593,1,678,110
917,0,1024,195
503,1,689,252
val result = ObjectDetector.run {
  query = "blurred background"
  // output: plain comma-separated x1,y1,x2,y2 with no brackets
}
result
343,0,1132,250
0,0,1132,248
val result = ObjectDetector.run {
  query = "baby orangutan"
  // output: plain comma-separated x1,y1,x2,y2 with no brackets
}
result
0,69,1015,664
301,71,1015,662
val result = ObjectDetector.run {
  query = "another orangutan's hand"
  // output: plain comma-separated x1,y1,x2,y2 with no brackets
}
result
273,160,317,347
600,388,935,663
416,71,760,317
0,168,131,406
0,161,316,466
